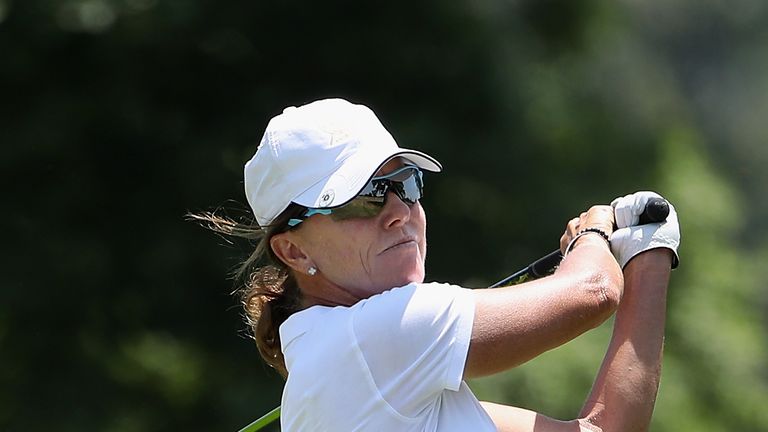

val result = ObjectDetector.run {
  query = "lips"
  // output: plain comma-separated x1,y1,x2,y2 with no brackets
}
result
382,235,418,254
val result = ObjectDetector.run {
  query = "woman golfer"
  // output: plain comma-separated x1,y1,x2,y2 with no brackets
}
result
204,98,680,431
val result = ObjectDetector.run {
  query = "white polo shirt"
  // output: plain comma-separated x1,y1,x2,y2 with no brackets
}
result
279,282,496,431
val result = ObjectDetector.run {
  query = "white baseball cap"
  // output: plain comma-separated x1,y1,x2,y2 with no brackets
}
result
244,98,442,227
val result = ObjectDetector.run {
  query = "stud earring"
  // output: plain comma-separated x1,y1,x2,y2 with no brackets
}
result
308,266,317,276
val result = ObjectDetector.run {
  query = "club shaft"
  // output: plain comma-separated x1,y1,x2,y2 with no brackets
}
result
489,250,562,287
238,406,281,432
489,197,670,288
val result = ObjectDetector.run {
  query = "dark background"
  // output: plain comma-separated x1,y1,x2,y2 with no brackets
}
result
2,1,767,431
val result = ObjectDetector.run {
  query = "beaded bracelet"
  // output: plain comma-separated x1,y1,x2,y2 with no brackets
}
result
564,227,611,256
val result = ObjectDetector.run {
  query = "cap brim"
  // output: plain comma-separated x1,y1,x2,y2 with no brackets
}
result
293,147,441,209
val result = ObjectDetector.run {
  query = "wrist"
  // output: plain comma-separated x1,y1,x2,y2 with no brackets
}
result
565,228,611,256
623,248,675,272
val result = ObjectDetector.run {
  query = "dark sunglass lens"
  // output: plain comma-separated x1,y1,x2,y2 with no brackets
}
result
329,197,384,220
358,180,386,199
399,173,423,204
357,166,423,203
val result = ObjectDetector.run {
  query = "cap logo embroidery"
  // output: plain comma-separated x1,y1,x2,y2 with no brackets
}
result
319,189,335,206
320,122,350,147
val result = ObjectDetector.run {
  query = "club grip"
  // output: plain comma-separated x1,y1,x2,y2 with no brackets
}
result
637,197,670,224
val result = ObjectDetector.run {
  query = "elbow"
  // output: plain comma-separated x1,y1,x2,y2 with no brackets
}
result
581,266,623,326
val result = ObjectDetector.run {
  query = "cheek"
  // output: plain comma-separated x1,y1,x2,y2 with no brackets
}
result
307,223,373,280
417,205,427,259
376,248,425,286
313,234,361,267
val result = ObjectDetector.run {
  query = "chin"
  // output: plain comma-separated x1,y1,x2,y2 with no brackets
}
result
391,267,425,287
374,249,425,288
373,266,423,291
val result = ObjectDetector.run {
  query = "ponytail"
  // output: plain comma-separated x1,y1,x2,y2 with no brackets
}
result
243,265,300,377
189,204,307,378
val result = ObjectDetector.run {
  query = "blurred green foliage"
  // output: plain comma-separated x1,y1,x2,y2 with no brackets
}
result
2,0,766,431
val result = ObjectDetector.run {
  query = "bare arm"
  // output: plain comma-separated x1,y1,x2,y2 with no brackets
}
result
465,206,624,378
478,249,672,432
578,248,672,432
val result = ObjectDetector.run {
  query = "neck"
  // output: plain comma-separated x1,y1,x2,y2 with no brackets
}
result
296,274,362,309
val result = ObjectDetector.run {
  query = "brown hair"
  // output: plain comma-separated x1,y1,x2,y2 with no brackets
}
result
189,203,307,378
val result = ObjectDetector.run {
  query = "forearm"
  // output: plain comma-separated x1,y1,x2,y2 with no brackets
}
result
467,235,623,378
580,249,672,432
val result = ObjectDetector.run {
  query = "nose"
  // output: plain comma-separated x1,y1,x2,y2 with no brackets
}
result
380,191,411,229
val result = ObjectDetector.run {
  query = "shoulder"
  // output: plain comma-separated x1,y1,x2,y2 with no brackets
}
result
351,281,476,353
351,282,480,410
351,282,473,325
356,281,473,309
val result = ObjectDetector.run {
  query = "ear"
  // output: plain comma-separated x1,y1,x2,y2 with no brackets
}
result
270,232,313,274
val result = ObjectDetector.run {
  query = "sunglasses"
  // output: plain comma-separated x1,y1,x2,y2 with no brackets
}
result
288,165,424,227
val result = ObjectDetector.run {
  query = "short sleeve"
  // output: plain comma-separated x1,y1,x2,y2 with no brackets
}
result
351,282,476,417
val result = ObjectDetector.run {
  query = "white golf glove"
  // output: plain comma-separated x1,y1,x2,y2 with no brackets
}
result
609,191,681,269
